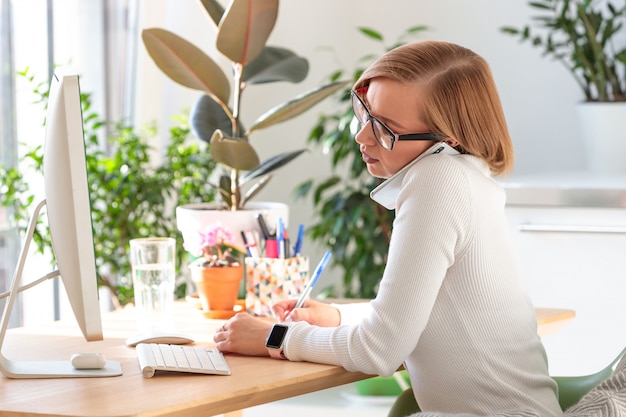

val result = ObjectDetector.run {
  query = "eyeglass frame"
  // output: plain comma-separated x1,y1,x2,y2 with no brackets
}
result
351,89,440,151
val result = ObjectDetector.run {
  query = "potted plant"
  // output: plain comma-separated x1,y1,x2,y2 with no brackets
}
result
185,221,246,317
500,0,626,172
141,0,349,247
0,69,215,308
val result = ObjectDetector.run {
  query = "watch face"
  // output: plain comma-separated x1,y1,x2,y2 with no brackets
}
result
266,324,288,349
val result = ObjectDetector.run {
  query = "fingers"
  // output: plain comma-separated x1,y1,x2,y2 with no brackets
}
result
271,299,300,321
212,313,274,356
271,305,289,322
213,322,227,345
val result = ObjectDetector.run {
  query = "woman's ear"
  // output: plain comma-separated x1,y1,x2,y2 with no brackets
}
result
444,138,460,147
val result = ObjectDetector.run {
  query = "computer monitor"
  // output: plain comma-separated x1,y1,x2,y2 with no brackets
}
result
0,67,122,378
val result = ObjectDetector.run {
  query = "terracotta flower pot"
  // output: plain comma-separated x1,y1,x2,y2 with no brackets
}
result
191,265,243,312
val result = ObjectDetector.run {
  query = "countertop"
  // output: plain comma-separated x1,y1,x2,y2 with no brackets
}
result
499,171,626,208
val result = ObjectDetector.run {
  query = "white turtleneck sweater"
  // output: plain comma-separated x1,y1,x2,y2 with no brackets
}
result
282,153,562,416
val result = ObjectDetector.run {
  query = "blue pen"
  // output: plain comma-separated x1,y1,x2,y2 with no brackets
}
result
292,250,332,310
277,217,285,259
293,224,305,256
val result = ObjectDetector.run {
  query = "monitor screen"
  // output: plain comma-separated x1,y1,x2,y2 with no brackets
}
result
0,67,121,378
43,67,102,342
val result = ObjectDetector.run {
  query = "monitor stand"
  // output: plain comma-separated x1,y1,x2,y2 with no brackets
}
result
0,199,122,378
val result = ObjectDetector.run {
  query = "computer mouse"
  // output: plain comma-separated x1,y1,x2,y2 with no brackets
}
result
125,331,195,347
70,352,106,370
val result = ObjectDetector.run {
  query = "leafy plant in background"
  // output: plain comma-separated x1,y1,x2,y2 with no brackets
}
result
0,69,217,307
141,0,348,211
501,0,626,102
294,26,428,298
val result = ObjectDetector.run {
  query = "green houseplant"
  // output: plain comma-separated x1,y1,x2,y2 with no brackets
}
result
500,0,626,102
0,69,216,307
294,26,427,298
501,0,626,173
142,0,348,211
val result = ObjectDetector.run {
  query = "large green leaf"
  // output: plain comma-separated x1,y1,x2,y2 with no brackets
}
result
142,28,231,107
239,149,307,184
241,174,272,207
243,46,309,84
209,129,260,170
198,0,225,27
216,0,278,65
247,80,350,134
190,94,242,141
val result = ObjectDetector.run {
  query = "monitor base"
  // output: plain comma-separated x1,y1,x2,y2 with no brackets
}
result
0,199,123,379
0,357,123,378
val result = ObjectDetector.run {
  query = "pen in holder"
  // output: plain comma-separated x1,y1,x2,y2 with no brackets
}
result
245,256,309,316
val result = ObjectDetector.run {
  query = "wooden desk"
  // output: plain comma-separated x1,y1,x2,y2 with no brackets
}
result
536,307,576,336
0,302,369,417
0,303,575,417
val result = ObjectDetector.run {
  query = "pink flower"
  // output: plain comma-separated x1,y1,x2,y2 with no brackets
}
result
185,222,242,267
198,223,234,249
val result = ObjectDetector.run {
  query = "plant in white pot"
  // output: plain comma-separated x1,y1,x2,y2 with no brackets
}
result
142,0,348,246
501,0,626,173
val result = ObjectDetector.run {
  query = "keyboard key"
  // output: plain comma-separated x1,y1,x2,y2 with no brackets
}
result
160,344,177,367
206,348,230,373
185,348,202,369
150,343,165,367
171,345,190,368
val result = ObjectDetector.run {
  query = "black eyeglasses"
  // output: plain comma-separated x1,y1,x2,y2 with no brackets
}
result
351,90,440,151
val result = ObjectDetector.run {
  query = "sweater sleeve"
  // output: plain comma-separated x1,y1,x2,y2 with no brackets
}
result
282,155,472,376
333,302,372,326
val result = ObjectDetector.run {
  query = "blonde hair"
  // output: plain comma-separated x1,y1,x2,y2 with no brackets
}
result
354,40,514,175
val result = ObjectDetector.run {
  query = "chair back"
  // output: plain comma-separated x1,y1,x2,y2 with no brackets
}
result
553,346,626,411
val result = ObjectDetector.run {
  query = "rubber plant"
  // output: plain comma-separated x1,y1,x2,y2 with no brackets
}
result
0,68,216,307
142,0,349,211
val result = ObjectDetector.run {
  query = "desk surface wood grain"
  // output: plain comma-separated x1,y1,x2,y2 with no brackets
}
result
0,302,574,417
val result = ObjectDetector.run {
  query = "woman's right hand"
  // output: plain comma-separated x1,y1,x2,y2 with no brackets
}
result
272,299,341,326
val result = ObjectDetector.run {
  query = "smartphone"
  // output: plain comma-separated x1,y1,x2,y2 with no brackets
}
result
369,142,460,210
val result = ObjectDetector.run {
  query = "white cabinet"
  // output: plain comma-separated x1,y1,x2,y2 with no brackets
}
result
502,173,626,376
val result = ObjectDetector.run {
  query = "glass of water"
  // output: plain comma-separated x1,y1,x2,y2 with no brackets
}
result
129,237,176,334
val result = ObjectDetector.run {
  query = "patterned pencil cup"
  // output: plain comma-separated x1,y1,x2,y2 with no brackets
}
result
245,256,309,316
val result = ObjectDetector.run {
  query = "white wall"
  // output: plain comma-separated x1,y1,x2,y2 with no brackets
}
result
135,0,586,293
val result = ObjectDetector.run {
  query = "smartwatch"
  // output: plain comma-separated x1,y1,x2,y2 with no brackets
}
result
265,323,289,359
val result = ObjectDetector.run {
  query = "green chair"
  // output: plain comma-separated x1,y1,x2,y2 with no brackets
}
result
386,346,626,417
386,387,421,417
552,346,626,411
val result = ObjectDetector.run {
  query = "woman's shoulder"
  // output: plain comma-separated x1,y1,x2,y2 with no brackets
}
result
400,154,497,211
406,153,491,185
405,153,466,185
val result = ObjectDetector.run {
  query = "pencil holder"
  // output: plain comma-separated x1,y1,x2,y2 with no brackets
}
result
244,256,309,316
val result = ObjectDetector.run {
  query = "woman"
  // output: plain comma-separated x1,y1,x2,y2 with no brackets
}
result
213,40,562,417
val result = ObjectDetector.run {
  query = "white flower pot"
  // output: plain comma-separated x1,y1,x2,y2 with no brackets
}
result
577,102,626,173
176,201,289,252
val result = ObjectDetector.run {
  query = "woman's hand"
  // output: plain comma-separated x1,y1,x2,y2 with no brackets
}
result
213,300,341,356
272,299,341,326
213,313,274,356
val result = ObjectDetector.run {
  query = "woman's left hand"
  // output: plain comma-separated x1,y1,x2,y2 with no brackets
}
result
213,312,274,356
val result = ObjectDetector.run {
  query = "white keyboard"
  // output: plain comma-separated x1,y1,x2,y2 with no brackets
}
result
136,343,231,378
